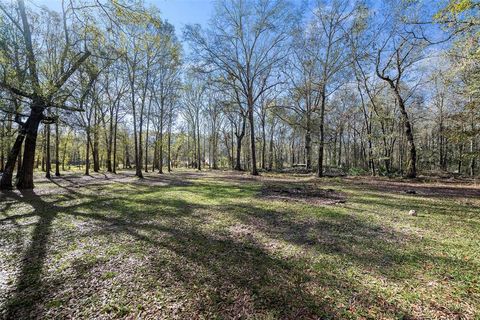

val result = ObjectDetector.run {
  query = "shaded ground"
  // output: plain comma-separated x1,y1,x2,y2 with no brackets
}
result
260,182,346,205
0,170,479,319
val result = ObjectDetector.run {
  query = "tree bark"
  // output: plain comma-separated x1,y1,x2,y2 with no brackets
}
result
268,128,274,171
145,97,153,173
16,143,22,177
167,110,172,172
1,121,5,172
247,94,258,176
234,116,246,171
45,123,51,179
0,130,25,189
158,98,164,173
261,114,266,170
85,128,90,176
317,91,326,177
16,106,43,189
305,112,312,171
92,105,100,172
112,105,119,174
197,112,201,171
235,136,243,171
55,118,60,176
106,106,114,173
393,89,417,178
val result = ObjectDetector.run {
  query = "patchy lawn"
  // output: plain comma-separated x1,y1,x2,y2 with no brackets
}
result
0,170,479,319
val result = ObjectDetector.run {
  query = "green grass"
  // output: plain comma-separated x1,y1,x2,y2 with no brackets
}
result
0,170,479,319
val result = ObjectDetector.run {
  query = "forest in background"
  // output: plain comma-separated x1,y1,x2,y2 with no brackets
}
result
0,0,479,190
1,1,480,318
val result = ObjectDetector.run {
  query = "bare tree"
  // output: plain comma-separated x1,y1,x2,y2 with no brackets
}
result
375,4,427,178
307,0,356,177
185,0,295,175
0,0,91,189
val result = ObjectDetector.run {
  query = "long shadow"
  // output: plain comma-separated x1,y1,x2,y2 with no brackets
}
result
2,172,476,318
51,186,420,318
49,171,196,190
68,207,415,319
341,177,480,198
229,202,480,283
2,190,58,319
0,176,202,318
0,188,108,319
226,203,409,274
352,192,480,223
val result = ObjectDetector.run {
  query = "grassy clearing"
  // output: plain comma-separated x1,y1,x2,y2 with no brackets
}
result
0,170,479,319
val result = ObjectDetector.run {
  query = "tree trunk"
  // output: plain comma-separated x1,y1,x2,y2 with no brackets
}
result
0,130,25,189
234,114,247,171
16,143,22,178
317,91,326,177
203,127,207,168
393,89,417,178
144,130,149,173
159,133,164,173
16,107,43,189
305,112,312,171
247,96,258,176
212,123,218,170
167,112,172,172
55,119,60,176
187,129,190,168
85,129,90,176
158,99,164,174
458,144,463,174
62,135,67,172
41,126,46,172
338,126,343,167
45,123,51,179
152,133,158,172
145,98,153,173
92,103,100,172
112,107,119,174
235,135,243,171
231,125,235,169
106,108,114,173
261,115,266,170
268,130,274,171
291,133,295,166
197,116,201,171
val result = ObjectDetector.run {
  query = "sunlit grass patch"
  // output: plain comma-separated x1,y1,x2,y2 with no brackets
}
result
0,170,478,319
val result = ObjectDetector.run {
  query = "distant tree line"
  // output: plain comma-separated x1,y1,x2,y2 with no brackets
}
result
0,0,478,189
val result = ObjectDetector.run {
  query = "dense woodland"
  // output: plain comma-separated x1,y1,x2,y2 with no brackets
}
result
1,1,480,319
0,0,479,190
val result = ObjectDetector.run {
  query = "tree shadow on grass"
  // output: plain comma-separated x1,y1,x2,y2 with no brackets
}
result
3,174,476,318
0,179,201,319
229,201,479,275
1,190,61,318
341,177,480,198
351,192,480,224
0,189,104,319
56,189,424,318
71,209,415,319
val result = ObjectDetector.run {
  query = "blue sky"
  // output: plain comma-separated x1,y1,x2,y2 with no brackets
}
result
32,0,215,36
152,0,214,35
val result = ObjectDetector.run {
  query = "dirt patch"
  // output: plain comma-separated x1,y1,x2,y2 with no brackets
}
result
260,182,346,205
